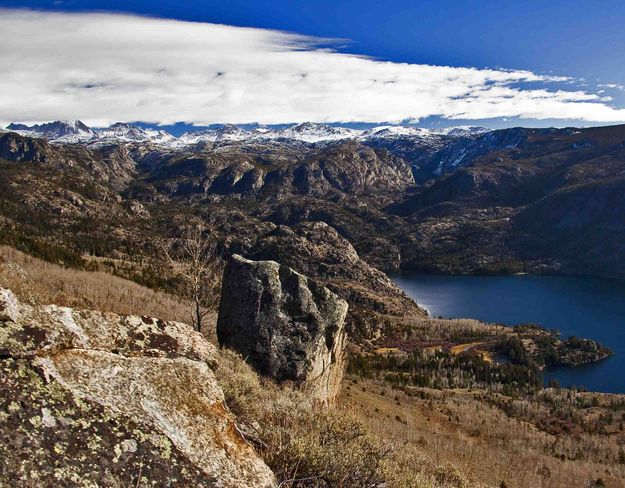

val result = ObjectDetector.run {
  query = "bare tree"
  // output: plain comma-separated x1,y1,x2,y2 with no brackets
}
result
164,224,218,333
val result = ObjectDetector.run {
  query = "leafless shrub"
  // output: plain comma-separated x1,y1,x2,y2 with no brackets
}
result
163,224,220,332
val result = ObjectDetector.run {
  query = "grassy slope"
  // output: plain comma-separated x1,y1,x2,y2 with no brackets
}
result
342,377,625,487
0,245,469,487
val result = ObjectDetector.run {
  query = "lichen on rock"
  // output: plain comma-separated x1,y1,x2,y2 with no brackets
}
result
0,287,276,487
0,288,218,365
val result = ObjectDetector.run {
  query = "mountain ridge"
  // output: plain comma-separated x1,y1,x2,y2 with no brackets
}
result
4,119,490,147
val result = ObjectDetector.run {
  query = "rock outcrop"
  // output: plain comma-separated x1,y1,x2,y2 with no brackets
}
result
0,288,276,488
217,254,348,405
246,221,426,340
0,131,55,163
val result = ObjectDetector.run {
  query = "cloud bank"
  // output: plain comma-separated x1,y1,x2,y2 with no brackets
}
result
1,9,625,127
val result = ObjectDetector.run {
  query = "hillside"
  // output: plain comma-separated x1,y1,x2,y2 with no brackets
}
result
393,124,625,277
3,123,625,281
2,240,623,487
2,122,625,486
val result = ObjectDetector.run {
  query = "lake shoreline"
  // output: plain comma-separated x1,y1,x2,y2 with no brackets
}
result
391,273,625,394
393,269,625,283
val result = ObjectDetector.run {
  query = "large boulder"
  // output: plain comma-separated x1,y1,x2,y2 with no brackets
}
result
0,288,276,488
217,254,348,405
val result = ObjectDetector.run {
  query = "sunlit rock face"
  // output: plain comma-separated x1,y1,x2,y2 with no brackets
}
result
0,288,276,488
217,254,348,405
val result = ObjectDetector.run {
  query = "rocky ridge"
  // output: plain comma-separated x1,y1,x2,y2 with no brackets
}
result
2,123,625,331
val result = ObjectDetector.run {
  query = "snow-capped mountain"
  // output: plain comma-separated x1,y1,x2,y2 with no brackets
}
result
361,125,438,140
95,123,176,145
4,120,490,147
7,120,96,143
178,122,361,144
6,121,177,145
178,124,253,144
273,122,361,143
432,126,490,137
361,125,489,140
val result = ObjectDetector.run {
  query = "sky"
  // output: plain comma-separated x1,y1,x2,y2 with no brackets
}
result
1,0,625,129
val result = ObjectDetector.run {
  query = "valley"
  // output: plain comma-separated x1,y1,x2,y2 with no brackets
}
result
2,119,625,486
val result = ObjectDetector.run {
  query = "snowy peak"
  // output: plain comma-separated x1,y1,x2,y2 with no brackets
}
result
178,123,360,144
6,121,177,145
432,126,489,137
95,123,176,144
97,122,146,140
4,120,491,147
276,123,360,142
361,125,434,139
7,120,96,142
178,124,252,144
361,125,489,140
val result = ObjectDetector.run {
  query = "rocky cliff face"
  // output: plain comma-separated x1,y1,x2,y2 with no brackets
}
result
217,255,348,405
0,132,55,164
136,141,414,199
0,288,276,488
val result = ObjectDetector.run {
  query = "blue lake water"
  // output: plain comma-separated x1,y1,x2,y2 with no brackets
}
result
391,274,625,393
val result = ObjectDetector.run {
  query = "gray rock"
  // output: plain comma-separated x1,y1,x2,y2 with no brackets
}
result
0,288,276,488
217,255,348,405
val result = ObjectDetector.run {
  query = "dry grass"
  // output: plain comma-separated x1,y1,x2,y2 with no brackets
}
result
0,245,472,486
3,244,623,487
341,377,625,488
0,245,192,323
216,349,473,488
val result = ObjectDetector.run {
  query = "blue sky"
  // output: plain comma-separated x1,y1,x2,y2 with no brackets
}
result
1,0,624,128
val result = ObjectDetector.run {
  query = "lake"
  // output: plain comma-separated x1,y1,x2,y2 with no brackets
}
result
391,274,625,394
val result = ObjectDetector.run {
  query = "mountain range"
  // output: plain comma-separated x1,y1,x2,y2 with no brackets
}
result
4,116,625,488
1,120,625,327
3,119,488,147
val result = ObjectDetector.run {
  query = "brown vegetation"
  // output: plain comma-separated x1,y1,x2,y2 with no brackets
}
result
0,245,191,322
216,348,475,488
0,246,469,486
342,377,625,488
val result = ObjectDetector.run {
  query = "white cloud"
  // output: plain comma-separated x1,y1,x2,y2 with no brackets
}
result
1,9,625,126
598,83,625,91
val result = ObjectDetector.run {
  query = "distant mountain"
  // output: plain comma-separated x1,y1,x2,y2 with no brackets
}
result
418,127,529,177
4,120,505,180
7,120,96,143
388,124,625,276
178,122,361,144
4,120,490,150
178,124,254,144
274,122,360,143
3,122,625,283
95,123,176,145
361,125,435,139
6,121,180,146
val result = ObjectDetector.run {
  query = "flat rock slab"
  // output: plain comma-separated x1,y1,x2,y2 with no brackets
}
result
0,288,276,488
